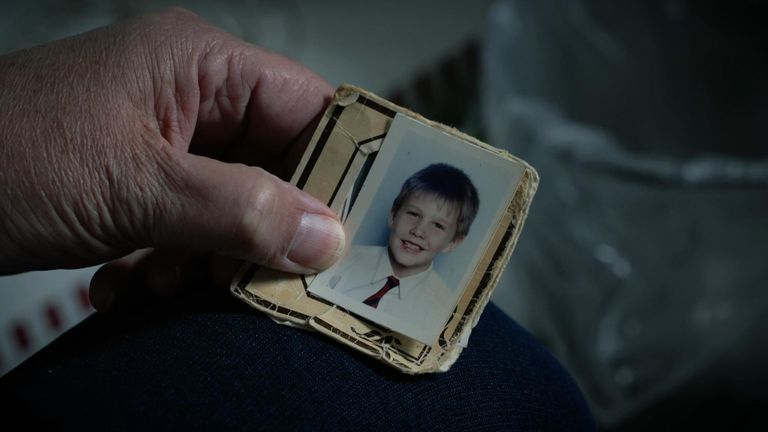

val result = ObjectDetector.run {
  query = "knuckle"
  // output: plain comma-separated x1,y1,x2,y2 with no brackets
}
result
238,169,286,264
155,7,203,23
133,7,213,52
246,174,277,228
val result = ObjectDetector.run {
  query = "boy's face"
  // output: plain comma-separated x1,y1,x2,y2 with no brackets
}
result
387,192,463,277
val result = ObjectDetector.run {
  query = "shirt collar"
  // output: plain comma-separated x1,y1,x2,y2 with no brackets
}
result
373,247,434,300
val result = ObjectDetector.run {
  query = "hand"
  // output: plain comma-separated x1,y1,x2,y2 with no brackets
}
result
0,8,345,310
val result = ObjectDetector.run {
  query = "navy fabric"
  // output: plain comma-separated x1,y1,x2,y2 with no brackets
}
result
0,286,595,431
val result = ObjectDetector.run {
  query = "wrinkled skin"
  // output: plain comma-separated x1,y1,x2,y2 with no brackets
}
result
0,8,345,310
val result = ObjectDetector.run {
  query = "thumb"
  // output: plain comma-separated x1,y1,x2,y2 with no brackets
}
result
151,150,346,274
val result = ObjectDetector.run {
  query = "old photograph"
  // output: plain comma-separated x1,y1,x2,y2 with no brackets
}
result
309,114,525,344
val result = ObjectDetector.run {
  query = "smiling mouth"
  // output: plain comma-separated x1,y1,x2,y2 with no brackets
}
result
401,239,425,253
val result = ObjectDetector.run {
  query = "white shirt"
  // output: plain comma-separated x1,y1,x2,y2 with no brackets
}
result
327,245,455,331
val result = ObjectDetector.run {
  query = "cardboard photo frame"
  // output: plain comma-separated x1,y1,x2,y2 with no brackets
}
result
231,84,539,374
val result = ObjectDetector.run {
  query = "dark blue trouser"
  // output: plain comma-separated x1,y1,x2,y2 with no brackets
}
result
0,286,595,430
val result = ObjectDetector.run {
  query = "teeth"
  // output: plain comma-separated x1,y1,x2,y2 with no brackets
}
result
403,240,422,251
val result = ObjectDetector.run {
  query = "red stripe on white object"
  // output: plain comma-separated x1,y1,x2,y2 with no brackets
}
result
12,323,31,353
78,285,92,312
1,267,97,377
46,303,62,331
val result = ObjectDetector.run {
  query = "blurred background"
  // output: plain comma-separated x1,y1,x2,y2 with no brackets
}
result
1,0,766,429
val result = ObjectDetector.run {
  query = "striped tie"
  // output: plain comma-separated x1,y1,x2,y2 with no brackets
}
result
362,276,400,308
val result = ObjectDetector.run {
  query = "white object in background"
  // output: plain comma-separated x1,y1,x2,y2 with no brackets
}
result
0,267,98,377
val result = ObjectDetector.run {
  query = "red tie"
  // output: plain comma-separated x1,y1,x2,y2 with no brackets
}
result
362,276,400,308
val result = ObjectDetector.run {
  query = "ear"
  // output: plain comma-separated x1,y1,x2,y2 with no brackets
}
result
441,236,464,253
387,208,395,229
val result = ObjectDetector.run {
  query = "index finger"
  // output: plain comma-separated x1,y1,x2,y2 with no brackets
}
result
143,9,333,160
195,39,334,156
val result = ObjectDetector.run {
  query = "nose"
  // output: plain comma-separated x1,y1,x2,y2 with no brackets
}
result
410,220,426,238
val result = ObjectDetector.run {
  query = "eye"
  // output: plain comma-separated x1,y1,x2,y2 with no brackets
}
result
406,210,419,217
433,222,445,231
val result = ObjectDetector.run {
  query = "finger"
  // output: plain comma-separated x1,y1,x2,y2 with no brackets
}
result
89,249,153,312
90,248,210,312
189,29,333,157
146,248,192,297
221,107,326,181
152,149,346,274
209,255,243,290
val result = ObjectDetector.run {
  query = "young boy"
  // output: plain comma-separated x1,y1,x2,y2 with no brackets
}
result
326,163,480,333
